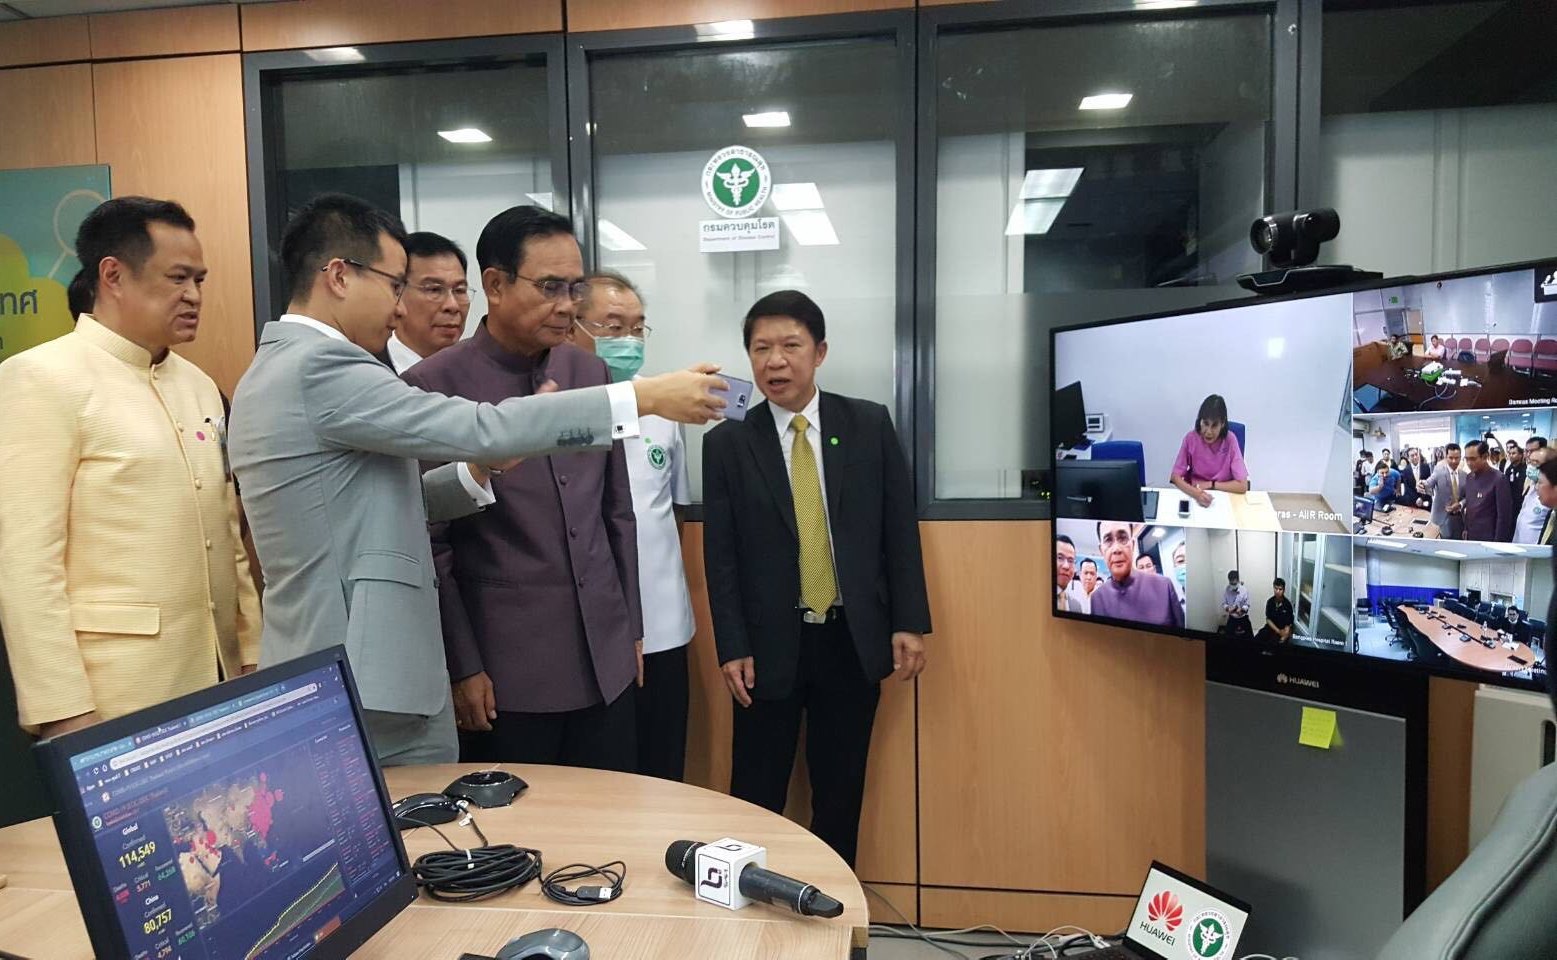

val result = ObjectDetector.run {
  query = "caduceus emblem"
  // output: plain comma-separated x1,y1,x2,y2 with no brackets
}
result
718,162,754,205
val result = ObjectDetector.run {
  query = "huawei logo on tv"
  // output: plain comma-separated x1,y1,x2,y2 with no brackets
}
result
1147,890,1183,931
1275,672,1320,689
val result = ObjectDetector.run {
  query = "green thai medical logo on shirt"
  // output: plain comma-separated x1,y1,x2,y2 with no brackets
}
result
702,146,771,219
1185,910,1231,959
645,439,668,471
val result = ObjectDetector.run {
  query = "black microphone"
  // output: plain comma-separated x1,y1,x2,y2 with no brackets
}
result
665,839,845,918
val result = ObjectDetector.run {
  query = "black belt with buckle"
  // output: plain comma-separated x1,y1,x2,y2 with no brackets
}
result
800,606,842,625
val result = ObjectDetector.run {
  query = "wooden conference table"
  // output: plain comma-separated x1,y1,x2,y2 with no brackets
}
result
0,764,868,960
1353,342,1557,411
1400,605,1537,673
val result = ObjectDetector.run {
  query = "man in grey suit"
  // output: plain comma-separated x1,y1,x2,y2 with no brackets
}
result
1421,441,1465,540
229,194,725,765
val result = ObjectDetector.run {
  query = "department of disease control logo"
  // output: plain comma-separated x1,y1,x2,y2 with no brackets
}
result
1147,890,1183,931
646,440,668,471
1185,909,1232,960
702,145,771,219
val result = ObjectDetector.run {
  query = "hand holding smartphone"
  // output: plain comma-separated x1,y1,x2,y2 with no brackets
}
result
711,375,755,421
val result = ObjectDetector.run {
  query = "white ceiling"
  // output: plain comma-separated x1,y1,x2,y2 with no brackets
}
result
0,0,277,19
1365,538,1552,562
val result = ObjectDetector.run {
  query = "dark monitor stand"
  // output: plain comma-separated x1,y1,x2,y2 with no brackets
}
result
1206,646,1427,959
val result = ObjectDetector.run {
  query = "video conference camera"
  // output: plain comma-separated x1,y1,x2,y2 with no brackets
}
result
1237,207,1380,296
1250,208,1340,269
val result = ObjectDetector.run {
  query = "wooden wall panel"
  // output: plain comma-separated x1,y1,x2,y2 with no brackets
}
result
567,0,910,33
0,17,89,69
918,521,1206,895
92,56,254,396
89,6,240,61
0,65,96,171
864,882,918,925
679,523,918,885
1426,677,1475,892
920,888,1136,937
240,0,562,51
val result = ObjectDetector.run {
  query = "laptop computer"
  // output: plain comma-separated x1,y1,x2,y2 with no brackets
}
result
34,646,415,960
1064,861,1251,960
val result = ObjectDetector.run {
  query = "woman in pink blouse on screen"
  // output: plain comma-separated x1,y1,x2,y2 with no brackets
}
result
1170,394,1249,508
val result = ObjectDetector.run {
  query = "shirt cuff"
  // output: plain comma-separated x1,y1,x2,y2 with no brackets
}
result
606,381,641,440
457,463,497,506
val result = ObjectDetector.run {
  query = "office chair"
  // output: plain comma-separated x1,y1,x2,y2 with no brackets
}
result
1478,602,1493,617
1356,597,1372,624
1227,420,1246,457
1493,603,1508,623
1509,338,1535,374
1089,440,1146,487
1528,619,1546,655
1492,338,1510,355
1474,337,1493,363
1378,718,1557,959
1534,339,1557,377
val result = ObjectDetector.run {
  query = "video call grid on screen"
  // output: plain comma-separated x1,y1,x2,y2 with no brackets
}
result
1050,258,1557,692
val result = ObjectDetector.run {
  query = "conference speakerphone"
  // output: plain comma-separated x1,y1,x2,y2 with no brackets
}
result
34,647,415,960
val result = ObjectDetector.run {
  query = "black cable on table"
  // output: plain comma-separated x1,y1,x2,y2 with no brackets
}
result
541,860,626,906
408,820,542,903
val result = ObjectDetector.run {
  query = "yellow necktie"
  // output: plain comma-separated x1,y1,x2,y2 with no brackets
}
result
790,414,837,616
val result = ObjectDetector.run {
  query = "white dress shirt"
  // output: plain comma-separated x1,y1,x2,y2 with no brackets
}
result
626,410,695,654
386,331,423,374
770,387,842,604
277,314,494,505
1514,483,1552,544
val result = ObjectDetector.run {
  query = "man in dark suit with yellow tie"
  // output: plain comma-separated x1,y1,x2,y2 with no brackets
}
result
703,290,931,869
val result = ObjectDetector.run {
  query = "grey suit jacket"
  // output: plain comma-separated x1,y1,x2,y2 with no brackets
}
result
1424,462,1465,537
228,321,617,715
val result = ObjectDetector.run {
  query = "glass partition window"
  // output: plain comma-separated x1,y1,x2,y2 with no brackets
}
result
588,39,903,498
267,58,555,334
932,15,1273,501
1318,0,1557,277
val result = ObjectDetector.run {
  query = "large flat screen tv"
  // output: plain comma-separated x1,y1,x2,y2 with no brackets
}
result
1051,256,1557,691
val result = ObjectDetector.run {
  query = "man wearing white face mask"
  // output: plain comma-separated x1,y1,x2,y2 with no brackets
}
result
568,271,695,781
1513,448,1553,544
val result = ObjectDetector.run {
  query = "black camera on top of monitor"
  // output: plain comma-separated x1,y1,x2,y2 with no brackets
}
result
1237,206,1380,296
1250,208,1340,269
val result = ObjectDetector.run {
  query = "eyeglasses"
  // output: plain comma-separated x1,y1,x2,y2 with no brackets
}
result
410,281,471,304
576,316,653,339
334,258,407,301
508,272,591,302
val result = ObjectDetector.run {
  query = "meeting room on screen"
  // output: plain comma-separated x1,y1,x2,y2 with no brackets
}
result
1054,292,1354,533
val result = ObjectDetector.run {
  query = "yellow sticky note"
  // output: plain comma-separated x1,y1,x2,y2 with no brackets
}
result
1299,706,1338,749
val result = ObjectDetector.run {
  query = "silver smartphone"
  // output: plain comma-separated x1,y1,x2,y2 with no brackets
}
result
713,375,755,421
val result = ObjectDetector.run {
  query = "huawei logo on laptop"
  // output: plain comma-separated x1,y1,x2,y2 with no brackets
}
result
1147,890,1183,931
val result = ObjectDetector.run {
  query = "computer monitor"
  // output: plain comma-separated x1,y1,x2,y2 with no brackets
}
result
1053,380,1088,448
34,647,414,960
1049,255,1557,692
1054,459,1144,522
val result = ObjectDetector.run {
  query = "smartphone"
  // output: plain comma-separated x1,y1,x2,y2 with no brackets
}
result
1177,498,1191,517
712,375,755,421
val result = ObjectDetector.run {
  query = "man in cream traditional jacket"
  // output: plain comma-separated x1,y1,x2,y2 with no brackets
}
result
0,197,261,738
